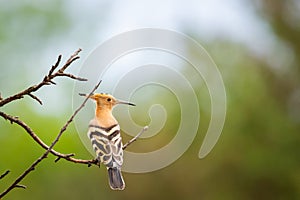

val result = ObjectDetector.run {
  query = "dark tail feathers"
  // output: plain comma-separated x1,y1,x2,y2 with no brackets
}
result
108,168,125,190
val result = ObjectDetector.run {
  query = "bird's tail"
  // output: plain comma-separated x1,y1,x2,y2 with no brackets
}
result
108,168,125,190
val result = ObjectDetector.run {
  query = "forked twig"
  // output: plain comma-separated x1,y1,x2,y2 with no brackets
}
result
0,81,102,198
0,111,96,165
0,48,85,107
123,126,148,150
0,49,147,198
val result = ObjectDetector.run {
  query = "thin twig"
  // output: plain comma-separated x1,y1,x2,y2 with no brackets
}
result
59,48,82,73
0,48,85,107
0,111,96,165
56,72,88,81
123,126,148,150
0,81,102,198
15,185,26,189
28,93,43,105
0,170,10,180
48,55,62,76
49,80,102,154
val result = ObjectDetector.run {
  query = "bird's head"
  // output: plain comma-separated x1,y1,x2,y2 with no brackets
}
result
79,93,135,109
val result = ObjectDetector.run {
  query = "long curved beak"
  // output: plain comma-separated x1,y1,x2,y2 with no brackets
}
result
117,100,136,106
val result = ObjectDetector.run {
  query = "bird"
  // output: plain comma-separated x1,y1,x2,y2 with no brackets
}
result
79,93,135,190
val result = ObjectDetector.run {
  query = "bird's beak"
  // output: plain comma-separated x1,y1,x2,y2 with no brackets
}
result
117,100,136,106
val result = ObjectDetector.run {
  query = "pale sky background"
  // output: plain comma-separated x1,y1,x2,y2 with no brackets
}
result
1,0,275,115
69,0,272,55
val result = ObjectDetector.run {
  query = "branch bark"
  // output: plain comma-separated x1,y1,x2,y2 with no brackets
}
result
123,126,148,150
0,48,86,107
0,49,146,198
0,171,10,180
0,49,99,198
0,80,101,198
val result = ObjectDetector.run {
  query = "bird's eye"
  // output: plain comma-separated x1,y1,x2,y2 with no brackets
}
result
107,98,111,102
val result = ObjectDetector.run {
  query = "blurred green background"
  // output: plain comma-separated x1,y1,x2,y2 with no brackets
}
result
1,1,300,199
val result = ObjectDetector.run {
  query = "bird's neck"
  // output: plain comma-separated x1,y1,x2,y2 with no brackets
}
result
95,106,117,127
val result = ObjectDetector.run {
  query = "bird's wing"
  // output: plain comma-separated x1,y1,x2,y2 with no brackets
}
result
87,119,123,168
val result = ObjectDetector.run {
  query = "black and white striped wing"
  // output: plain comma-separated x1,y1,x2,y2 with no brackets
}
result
87,121,123,168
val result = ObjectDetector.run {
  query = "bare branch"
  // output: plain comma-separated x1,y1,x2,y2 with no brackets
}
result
0,49,106,198
28,93,43,105
47,55,62,76
0,80,102,198
15,185,27,189
48,80,57,85
0,111,97,165
59,48,82,73
56,72,88,81
0,111,69,158
0,48,84,107
0,170,10,180
48,80,102,155
123,126,148,150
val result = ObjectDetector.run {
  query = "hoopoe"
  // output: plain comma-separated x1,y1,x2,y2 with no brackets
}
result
80,93,135,190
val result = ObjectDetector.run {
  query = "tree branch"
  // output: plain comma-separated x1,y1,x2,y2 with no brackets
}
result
123,126,148,150
0,170,10,180
0,49,98,198
0,48,85,107
0,49,146,198
0,111,97,165
55,72,88,81
0,80,102,198
0,49,98,167
28,93,43,105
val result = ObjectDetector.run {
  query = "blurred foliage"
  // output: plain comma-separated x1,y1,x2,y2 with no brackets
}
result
0,0,70,90
1,1,300,200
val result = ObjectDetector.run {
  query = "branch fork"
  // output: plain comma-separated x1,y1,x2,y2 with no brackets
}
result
0,49,147,198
